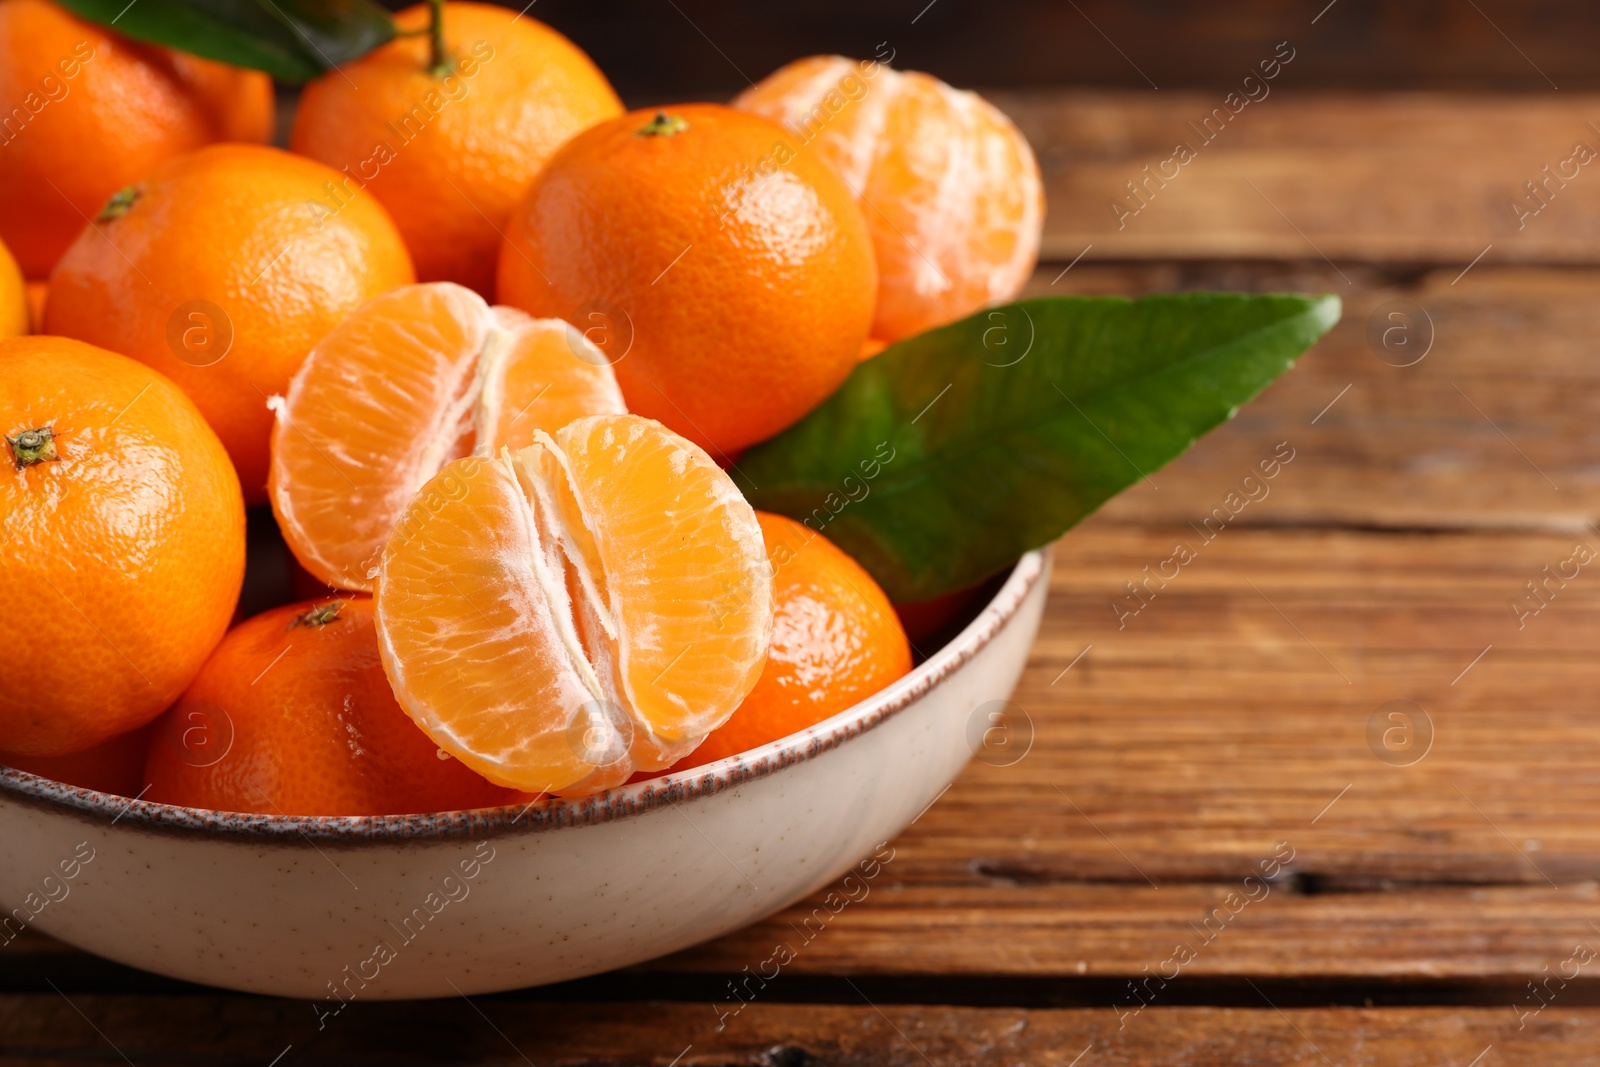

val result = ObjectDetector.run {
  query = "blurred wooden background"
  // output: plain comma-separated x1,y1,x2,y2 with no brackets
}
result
459,0,1594,99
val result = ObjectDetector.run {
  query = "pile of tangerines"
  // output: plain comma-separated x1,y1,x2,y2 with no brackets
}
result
0,0,1044,814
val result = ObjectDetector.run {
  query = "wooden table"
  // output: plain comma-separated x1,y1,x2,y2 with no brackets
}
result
8,91,1600,1064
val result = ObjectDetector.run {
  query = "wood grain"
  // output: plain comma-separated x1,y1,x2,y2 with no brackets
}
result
0,996,1591,1066
999,92,1600,264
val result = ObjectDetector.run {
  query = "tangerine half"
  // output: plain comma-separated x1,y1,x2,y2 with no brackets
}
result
269,282,625,593
375,414,772,796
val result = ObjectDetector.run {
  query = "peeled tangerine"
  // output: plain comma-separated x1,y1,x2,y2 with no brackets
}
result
736,55,1045,341
269,282,625,593
374,414,773,796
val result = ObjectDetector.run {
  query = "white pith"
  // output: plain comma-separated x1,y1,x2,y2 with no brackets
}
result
504,444,610,708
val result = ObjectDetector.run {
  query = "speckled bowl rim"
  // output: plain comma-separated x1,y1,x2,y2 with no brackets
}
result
0,549,1048,844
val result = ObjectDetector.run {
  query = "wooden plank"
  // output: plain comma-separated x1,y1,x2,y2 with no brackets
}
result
0,997,1590,1066
1017,262,1600,531
996,92,1600,264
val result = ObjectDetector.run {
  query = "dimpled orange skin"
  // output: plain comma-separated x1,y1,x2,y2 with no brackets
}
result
674,512,910,772
291,1,622,296
45,144,416,503
0,337,245,757
498,104,877,456
144,597,525,816
0,0,273,279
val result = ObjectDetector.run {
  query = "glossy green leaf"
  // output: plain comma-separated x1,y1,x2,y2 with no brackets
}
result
740,292,1341,603
55,0,396,83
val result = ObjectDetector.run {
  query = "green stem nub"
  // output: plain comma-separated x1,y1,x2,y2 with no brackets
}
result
96,186,139,222
427,0,452,76
637,112,689,137
7,427,57,469
292,600,344,629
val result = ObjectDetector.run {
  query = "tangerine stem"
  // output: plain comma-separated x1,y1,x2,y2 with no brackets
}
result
7,427,57,468
637,112,689,137
427,0,452,76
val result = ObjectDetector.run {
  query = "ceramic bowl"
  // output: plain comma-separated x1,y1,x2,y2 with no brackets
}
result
0,549,1049,999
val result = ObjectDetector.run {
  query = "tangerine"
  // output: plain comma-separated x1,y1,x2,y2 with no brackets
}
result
45,143,416,503
375,414,772,795
674,512,910,771
2,723,152,796
0,337,245,756
736,55,1044,340
0,0,273,278
144,596,523,816
291,1,622,295
0,236,24,338
497,104,876,456
23,281,45,334
269,281,626,593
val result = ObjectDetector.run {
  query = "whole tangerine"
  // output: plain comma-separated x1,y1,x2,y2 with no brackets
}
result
497,104,877,457
0,0,273,278
0,337,245,757
44,143,416,503
144,596,525,816
3,722,153,796
291,1,622,295
737,55,1044,341
0,236,24,338
674,512,910,772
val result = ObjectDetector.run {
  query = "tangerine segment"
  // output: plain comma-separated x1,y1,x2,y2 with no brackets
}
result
269,283,623,592
374,414,772,796
549,416,772,742
479,307,626,453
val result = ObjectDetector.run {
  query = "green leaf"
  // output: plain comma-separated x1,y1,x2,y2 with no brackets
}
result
740,292,1341,603
55,0,396,83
